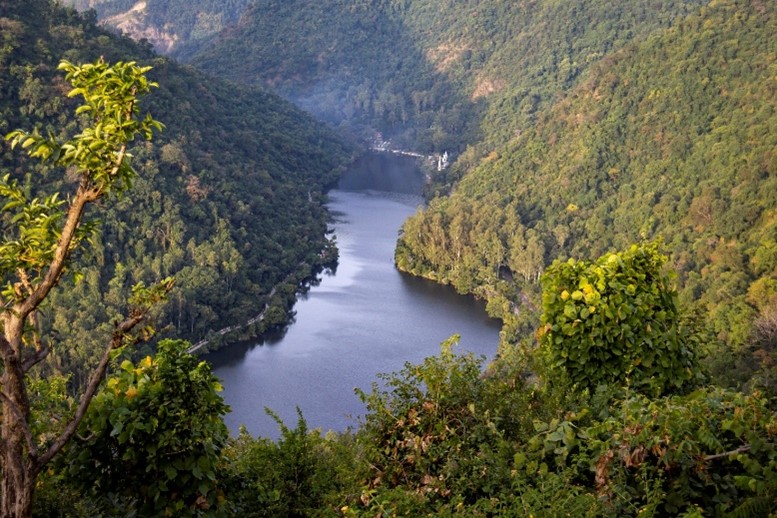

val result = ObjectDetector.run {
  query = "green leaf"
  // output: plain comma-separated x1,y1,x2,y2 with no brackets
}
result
110,421,124,437
164,466,177,480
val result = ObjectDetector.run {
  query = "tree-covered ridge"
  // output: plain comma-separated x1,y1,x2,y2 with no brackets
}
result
397,0,777,355
62,0,253,57
391,0,709,177
1,0,354,378
181,1,709,158
188,0,479,153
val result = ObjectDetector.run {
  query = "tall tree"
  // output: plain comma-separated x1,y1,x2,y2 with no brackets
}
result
0,58,166,517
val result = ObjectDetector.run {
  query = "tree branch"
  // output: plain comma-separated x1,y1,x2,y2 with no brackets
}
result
21,310,49,373
704,445,752,461
16,268,33,297
17,183,93,319
34,310,143,472
17,138,122,324
21,343,50,373
108,142,128,179
0,334,13,358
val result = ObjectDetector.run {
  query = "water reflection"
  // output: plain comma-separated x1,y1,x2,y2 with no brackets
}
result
209,153,501,439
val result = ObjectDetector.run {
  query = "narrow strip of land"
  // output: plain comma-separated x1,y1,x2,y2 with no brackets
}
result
186,281,281,355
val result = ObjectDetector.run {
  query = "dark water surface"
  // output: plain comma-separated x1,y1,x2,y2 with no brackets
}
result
209,153,501,439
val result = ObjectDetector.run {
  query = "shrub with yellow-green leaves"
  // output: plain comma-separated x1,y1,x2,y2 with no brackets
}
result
539,242,702,396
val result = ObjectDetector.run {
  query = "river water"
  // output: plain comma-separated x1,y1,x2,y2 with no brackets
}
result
208,153,501,439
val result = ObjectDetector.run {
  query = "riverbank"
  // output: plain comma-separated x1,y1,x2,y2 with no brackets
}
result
188,241,338,356
209,186,501,439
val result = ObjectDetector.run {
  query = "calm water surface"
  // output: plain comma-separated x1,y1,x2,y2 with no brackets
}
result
209,154,501,438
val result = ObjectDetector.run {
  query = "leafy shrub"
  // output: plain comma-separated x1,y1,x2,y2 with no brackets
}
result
220,409,360,517
539,242,701,396
64,340,229,516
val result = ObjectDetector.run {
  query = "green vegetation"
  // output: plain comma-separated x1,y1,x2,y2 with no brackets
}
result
0,55,167,517
539,243,701,396
396,0,777,365
25,244,777,516
1,0,355,371
182,1,708,154
219,410,358,517
189,0,478,152
4,0,777,515
64,340,228,515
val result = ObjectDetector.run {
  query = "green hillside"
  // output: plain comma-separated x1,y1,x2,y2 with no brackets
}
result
184,0,775,357
189,0,478,152
1,0,354,378
187,1,708,155
397,0,777,354
69,0,712,157
4,1,777,516
63,0,253,57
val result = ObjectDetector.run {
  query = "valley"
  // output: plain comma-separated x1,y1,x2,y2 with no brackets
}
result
2,0,776,515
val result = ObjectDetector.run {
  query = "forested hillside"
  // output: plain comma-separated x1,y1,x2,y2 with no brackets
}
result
5,0,777,515
183,0,776,365
189,0,478,152
0,0,354,379
185,0,776,387
63,0,253,57
396,0,777,360
184,1,708,155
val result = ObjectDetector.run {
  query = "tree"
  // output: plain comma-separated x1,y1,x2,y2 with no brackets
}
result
538,242,701,396
64,340,228,516
0,58,166,517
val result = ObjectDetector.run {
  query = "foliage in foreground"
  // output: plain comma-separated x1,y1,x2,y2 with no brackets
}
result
31,244,777,516
219,410,361,517
63,340,229,516
346,344,777,516
539,242,701,396
0,56,167,517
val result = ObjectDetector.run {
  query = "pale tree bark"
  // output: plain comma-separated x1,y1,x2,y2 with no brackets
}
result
0,58,162,517
1,310,149,517
0,178,132,517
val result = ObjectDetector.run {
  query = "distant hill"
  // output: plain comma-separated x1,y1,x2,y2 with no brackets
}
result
1,0,354,378
188,0,478,152
69,1,709,155
61,0,253,56
187,1,708,155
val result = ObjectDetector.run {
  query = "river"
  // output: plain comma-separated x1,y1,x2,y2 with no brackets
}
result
208,153,501,439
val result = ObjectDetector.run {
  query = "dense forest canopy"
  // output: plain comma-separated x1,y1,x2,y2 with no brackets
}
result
396,0,777,359
174,0,776,369
80,0,712,155
189,0,480,152
0,0,355,381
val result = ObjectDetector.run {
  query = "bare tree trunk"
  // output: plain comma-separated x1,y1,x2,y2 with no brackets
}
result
0,307,150,517
1,360,36,518
0,442,35,518
0,58,162,517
